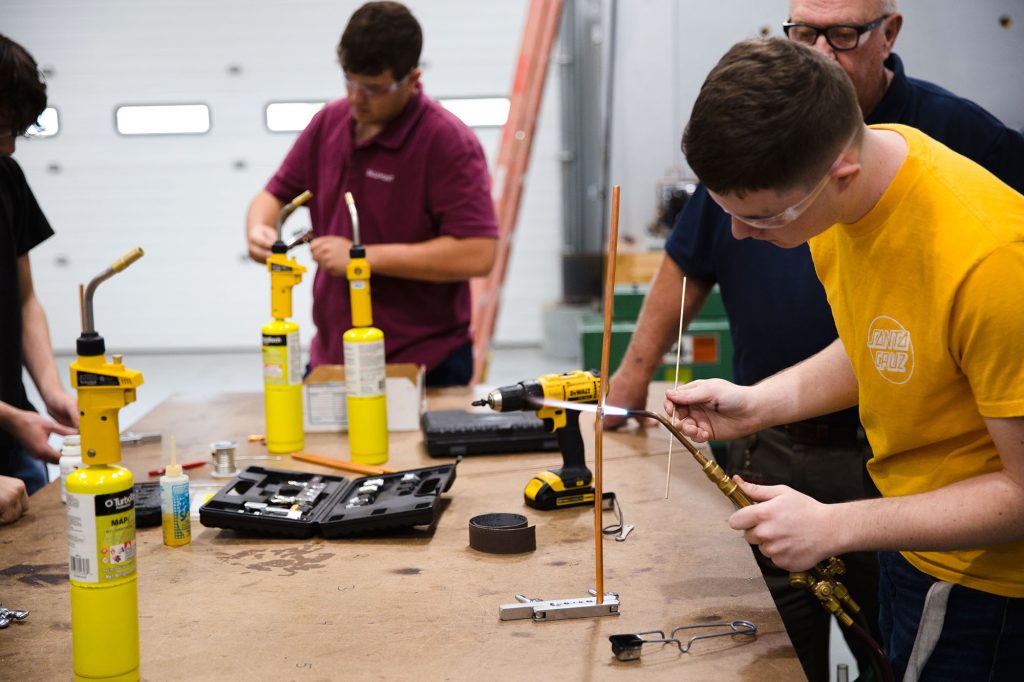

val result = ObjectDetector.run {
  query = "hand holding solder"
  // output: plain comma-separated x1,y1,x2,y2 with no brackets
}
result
663,377,765,443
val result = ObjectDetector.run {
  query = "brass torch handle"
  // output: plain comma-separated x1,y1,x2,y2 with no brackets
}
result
639,407,865,634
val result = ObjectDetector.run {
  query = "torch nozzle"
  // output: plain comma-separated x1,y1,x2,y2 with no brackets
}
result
82,247,145,334
110,247,144,273
275,190,314,241
345,191,361,246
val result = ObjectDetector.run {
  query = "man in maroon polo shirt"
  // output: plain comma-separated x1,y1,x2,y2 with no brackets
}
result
246,1,498,387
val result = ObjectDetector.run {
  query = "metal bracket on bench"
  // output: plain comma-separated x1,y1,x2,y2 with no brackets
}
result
499,590,621,621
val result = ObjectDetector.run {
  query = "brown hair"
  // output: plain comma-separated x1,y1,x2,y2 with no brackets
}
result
0,34,47,135
682,38,861,197
337,2,422,79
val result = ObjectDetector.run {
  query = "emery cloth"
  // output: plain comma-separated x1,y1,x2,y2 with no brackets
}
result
468,513,536,554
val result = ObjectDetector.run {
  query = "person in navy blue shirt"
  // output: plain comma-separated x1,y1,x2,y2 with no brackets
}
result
606,2,1024,681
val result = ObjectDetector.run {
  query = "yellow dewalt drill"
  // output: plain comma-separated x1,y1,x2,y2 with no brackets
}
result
473,370,600,510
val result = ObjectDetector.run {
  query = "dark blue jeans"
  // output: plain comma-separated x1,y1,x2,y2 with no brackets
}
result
0,445,48,495
424,341,473,388
878,551,1024,681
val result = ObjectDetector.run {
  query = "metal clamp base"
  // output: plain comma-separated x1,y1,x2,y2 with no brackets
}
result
500,592,621,621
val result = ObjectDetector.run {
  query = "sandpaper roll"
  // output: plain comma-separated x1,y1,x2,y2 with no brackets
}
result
468,513,536,554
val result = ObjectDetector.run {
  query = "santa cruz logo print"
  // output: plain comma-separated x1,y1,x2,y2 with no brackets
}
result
867,316,914,385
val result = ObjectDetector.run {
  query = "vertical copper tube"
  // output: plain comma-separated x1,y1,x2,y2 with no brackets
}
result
595,185,621,603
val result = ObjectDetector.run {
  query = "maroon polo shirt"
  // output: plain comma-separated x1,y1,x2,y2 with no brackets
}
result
266,89,498,371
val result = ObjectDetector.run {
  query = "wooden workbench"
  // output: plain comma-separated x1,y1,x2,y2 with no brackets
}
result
0,389,802,681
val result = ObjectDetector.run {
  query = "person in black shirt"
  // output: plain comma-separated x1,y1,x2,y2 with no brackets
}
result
0,34,77,524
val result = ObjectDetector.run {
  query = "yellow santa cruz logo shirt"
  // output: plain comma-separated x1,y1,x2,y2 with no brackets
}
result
810,124,1024,598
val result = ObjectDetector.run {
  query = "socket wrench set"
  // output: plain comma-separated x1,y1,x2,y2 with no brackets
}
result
198,464,456,538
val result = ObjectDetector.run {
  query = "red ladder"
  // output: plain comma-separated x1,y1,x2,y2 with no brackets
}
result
470,0,564,384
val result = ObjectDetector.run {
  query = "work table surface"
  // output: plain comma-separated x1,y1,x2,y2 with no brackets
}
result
0,389,802,681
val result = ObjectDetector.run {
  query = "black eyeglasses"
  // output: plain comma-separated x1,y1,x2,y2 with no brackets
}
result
783,15,888,52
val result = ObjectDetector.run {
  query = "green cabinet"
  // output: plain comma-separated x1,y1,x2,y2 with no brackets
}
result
580,284,732,383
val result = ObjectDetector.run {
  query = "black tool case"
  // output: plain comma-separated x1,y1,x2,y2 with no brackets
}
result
421,410,559,456
198,464,456,539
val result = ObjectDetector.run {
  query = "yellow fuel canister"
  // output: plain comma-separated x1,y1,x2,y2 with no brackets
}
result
66,465,139,682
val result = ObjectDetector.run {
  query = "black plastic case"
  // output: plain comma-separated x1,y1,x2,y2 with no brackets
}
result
198,464,456,539
133,481,161,528
421,410,559,456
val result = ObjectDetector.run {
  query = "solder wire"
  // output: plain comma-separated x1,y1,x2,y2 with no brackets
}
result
665,276,687,498
210,441,239,478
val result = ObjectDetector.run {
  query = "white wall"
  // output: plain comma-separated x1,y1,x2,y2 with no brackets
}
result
8,0,560,350
609,0,1024,241
7,0,1022,352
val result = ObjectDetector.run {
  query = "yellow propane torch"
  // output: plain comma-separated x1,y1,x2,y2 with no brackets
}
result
342,191,388,465
262,190,312,454
67,247,145,682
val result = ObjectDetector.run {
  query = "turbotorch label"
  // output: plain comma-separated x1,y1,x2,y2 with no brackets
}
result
66,490,137,584
344,339,386,397
263,331,300,385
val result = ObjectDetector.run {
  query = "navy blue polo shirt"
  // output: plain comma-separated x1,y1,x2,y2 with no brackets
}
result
666,53,1024,426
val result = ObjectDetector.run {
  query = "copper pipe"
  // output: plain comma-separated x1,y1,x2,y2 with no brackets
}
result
595,185,622,602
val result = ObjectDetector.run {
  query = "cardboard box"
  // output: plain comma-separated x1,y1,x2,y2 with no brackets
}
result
613,250,663,286
302,363,425,433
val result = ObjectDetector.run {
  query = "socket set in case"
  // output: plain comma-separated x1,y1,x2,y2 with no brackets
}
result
198,464,456,538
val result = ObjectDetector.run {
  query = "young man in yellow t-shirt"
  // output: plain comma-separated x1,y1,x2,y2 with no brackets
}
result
667,37,1024,679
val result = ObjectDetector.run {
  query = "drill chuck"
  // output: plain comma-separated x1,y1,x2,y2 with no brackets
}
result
472,382,543,413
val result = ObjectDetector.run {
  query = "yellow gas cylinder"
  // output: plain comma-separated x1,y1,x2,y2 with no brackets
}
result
262,250,306,454
341,191,388,464
262,317,304,454
67,248,145,682
343,325,388,464
66,466,139,682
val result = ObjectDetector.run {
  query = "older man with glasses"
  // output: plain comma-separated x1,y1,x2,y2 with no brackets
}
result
245,2,498,388
605,2,1024,680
